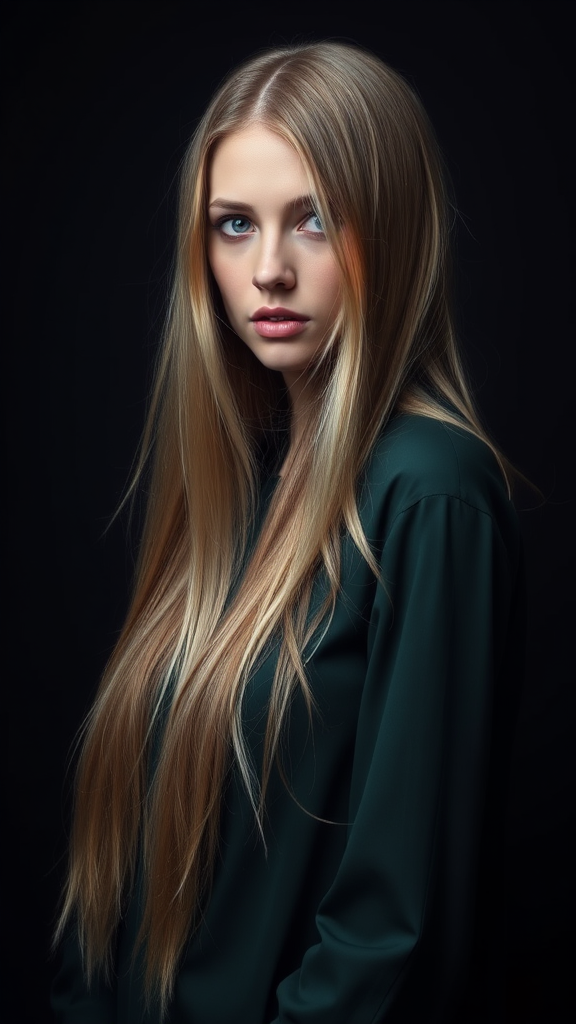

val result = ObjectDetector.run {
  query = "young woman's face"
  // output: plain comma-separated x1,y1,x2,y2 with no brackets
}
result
207,125,341,391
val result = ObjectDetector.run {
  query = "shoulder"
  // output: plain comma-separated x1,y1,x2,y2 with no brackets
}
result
359,413,515,536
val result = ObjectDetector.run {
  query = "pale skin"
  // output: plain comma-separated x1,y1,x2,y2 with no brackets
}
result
207,125,342,449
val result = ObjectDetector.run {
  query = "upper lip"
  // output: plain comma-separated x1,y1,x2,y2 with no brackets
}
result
250,306,309,321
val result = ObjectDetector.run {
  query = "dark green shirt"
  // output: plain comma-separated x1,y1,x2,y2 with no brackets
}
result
52,414,524,1023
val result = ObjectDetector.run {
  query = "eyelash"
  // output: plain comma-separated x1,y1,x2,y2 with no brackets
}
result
214,211,325,240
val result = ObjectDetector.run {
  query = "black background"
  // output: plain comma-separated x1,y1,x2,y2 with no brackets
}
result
3,2,574,1021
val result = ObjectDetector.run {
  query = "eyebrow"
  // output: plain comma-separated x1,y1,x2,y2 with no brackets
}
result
208,193,316,214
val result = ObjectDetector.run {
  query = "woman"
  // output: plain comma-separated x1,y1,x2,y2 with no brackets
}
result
52,41,524,1023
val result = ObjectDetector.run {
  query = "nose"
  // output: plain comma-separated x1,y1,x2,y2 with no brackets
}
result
252,235,296,291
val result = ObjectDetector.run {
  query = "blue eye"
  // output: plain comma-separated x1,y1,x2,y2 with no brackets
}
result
301,212,324,235
219,216,253,236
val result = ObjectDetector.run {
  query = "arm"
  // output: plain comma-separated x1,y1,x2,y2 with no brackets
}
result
272,491,521,1022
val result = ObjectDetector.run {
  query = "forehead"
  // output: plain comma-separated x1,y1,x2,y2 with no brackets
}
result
208,125,312,204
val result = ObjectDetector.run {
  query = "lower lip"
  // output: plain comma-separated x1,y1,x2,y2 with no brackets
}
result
251,319,309,338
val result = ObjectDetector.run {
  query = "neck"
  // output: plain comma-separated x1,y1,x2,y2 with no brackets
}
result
279,371,316,474
287,372,316,440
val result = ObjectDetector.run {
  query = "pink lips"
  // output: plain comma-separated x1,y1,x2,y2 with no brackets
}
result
250,307,309,339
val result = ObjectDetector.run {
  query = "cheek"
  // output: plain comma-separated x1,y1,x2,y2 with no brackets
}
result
316,258,341,318
209,249,243,314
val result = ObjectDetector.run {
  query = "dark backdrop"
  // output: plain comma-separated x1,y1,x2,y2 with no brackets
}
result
3,2,574,1021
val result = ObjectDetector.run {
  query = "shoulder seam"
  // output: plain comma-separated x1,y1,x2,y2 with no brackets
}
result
382,492,496,548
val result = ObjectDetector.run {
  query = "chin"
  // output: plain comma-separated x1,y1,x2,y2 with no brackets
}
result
250,344,319,375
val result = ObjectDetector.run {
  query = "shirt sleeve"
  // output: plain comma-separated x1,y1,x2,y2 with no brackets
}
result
51,925,117,1023
271,492,520,1023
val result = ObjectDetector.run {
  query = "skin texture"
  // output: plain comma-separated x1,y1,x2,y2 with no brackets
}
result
207,125,341,434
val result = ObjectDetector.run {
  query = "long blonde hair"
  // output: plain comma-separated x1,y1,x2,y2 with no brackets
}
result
56,40,505,1009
